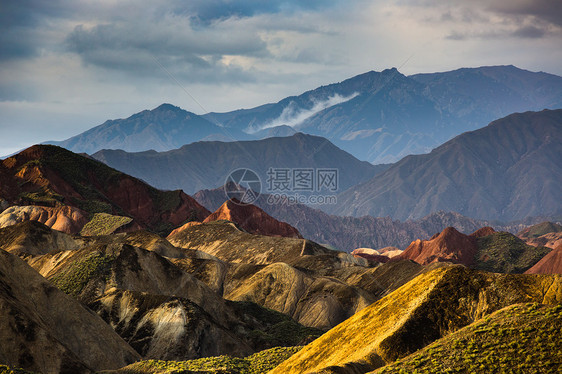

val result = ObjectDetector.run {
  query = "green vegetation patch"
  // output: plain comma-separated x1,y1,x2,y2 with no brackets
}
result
50,252,113,296
475,232,552,273
18,190,64,206
114,346,301,374
0,365,36,374
80,213,133,236
524,221,562,238
374,303,562,374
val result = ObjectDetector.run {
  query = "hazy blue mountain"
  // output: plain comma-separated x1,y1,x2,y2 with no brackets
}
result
325,109,562,222
48,66,562,163
91,133,385,195
47,103,253,154
207,66,562,163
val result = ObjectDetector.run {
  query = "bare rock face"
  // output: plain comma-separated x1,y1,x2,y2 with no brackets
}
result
0,205,89,234
225,262,376,329
469,226,496,238
90,289,253,361
204,199,302,238
0,220,83,256
525,243,562,274
396,227,478,266
0,248,140,373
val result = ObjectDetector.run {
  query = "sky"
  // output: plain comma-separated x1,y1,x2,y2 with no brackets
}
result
1,0,561,156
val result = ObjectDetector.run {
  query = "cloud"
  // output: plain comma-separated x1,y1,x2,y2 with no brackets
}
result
1,0,562,157
170,0,344,23
513,25,547,38
250,92,359,133
401,0,562,41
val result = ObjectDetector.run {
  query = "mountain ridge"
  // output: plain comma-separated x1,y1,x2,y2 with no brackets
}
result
91,133,382,195
327,109,562,222
41,65,562,164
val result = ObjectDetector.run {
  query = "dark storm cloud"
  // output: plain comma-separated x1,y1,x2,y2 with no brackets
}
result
0,0,63,61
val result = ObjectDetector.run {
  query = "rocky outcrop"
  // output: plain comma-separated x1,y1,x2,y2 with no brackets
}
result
90,289,254,361
0,248,140,373
395,227,478,266
205,199,302,238
525,243,562,274
0,205,89,234
225,262,376,329
0,220,83,256
351,247,403,263
169,199,303,239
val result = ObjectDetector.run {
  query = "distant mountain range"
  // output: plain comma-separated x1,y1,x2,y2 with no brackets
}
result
91,133,386,195
193,183,535,251
327,109,562,222
46,65,562,164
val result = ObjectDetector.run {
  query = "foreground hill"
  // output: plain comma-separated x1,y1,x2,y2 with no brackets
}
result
91,133,383,195
0,145,210,234
329,109,562,221
374,303,562,374
0,222,323,365
270,266,562,374
0,247,140,373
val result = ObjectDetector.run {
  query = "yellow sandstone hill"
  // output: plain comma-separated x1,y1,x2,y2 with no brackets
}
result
270,266,562,374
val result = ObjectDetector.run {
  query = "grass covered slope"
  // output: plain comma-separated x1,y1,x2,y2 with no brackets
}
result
373,303,562,374
80,213,133,236
474,231,552,273
270,266,562,374
109,346,302,374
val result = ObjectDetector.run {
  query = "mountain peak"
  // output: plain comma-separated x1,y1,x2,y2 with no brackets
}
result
396,226,478,265
204,199,303,239
153,103,184,112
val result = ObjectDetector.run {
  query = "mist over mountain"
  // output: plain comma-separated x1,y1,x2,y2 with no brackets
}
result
44,66,562,164
207,65,562,163
327,109,562,222
91,133,384,195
